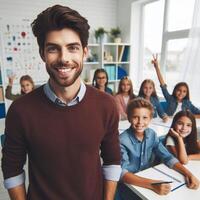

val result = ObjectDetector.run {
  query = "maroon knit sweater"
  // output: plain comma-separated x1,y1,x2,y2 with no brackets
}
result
2,85,121,200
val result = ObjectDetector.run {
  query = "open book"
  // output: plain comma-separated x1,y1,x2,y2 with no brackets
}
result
136,164,186,191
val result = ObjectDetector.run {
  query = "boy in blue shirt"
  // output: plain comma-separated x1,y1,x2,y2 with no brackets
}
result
119,98,199,197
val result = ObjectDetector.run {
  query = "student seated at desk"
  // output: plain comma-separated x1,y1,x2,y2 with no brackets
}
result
119,98,199,197
92,68,113,95
115,76,136,120
5,74,35,101
165,110,200,164
138,79,169,122
152,54,200,118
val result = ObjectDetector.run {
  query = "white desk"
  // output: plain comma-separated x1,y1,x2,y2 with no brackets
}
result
126,160,200,200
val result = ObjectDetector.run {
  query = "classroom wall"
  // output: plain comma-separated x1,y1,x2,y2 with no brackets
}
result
117,0,134,42
0,0,119,42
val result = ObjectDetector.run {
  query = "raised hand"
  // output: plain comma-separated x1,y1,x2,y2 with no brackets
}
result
8,74,16,86
151,54,159,68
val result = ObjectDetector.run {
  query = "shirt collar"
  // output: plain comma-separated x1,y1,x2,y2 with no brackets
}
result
43,81,86,106
127,127,150,144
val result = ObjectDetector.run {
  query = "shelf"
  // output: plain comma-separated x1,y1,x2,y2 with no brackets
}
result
82,42,131,92
84,62,100,65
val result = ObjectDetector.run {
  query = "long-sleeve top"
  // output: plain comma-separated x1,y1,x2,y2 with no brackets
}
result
5,85,21,101
161,84,200,116
115,94,129,120
2,83,121,200
119,127,178,177
138,95,167,118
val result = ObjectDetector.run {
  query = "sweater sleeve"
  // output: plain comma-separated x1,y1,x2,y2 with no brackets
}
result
5,85,21,101
188,100,200,114
100,97,121,167
160,84,172,102
1,103,27,180
154,98,167,118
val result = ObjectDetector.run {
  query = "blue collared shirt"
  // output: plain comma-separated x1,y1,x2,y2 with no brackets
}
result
4,81,121,189
119,127,178,178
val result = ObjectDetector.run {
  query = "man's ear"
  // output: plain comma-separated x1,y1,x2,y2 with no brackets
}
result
83,47,88,62
39,48,45,61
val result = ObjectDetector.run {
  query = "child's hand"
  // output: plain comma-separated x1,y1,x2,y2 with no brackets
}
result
151,54,159,68
151,182,171,195
185,174,200,189
162,115,169,123
8,75,16,86
169,128,181,139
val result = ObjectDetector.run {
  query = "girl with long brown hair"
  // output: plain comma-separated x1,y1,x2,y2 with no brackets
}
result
165,110,200,164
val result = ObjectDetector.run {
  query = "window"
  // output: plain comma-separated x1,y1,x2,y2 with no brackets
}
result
131,0,195,95
168,0,195,31
143,0,164,87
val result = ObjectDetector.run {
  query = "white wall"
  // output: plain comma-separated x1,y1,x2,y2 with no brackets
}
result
0,0,118,42
117,0,133,42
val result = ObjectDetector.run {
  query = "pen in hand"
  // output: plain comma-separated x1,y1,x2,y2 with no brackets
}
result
151,181,173,185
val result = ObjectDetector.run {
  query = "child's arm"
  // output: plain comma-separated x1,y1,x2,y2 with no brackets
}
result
187,101,200,115
122,172,171,195
151,54,166,86
173,162,199,189
154,98,169,122
188,154,200,160
168,128,189,164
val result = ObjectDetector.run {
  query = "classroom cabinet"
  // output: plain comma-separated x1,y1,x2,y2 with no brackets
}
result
83,43,131,92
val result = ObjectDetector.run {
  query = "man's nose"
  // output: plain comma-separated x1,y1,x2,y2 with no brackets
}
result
60,49,70,63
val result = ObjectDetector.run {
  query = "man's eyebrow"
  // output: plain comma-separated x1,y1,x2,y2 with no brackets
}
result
67,42,81,46
45,42,59,47
45,42,81,47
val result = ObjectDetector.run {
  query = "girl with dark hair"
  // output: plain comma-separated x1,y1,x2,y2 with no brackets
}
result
165,111,200,164
92,68,113,95
138,79,169,122
152,54,200,117
5,74,35,100
115,76,136,120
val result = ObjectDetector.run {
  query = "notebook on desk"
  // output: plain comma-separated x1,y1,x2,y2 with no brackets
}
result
136,164,186,192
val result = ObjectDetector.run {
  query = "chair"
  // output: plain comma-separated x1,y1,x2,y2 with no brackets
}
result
1,134,5,147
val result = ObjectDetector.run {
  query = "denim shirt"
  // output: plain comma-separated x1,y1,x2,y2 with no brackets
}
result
119,127,178,177
161,85,200,116
139,95,167,118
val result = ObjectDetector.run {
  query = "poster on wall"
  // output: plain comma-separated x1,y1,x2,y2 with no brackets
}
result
0,17,48,87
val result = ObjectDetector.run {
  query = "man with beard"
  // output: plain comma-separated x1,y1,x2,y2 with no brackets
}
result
2,5,121,200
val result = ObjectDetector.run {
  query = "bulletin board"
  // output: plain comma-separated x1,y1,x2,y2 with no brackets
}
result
0,17,49,86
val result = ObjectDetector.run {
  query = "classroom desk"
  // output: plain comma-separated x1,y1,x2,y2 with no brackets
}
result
126,160,200,200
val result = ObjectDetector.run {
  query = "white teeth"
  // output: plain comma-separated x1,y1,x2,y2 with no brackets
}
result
58,68,72,73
